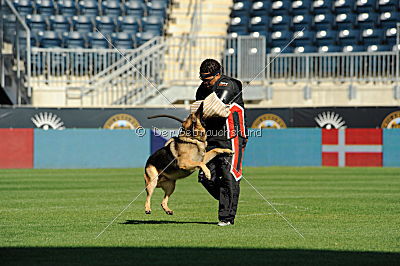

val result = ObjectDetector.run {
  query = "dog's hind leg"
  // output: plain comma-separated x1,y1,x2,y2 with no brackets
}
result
160,180,176,215
144,165,159,214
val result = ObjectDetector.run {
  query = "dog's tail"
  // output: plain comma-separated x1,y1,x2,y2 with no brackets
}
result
147,114,184,123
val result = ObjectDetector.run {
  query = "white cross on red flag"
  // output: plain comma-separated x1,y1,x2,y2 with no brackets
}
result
322,129,383,167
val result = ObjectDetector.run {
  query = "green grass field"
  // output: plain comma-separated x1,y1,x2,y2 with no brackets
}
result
1,167,399,265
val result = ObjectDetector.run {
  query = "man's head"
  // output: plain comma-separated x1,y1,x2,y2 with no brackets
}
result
199,59,221,88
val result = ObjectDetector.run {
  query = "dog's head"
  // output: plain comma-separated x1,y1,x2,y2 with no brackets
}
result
180,102,206,141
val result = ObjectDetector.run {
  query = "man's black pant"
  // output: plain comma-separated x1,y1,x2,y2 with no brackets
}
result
198,138,245,223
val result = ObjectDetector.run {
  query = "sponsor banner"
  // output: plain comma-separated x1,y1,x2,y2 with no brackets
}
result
322,129,383,167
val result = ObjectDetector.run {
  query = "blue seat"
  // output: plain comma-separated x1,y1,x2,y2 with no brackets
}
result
317,45,341,52
313,0,334,12
249,30,269,39
379,11,399,28
125,1,145,17
35,0,55,16
357,12,379,28
78,0,99,17
26,14,48,34
378,0,399,12
356,0,377,12
271,0,292,15
118,16,140,34
49,15,71,33
142,16,164,35
251,1,272,16
62,31,86,48
268,46,294,54
270,15,291,31
95,16,116,34
87,31,109,48
13,0,34,16
384,27,397,44
227,30,249,37
366,44,391,51
136,31,157,46
292,0,312,15
334,0,356,13
292,14,313,31
314,12,336,30
111,32,134,49
147,1,168,18
270,30,293,47
38,31,62,47
294,45,317,53
231,1,252,17
335,13,357,29
338,29,360,45
342,45,364,52
57,0,77,17
72,16,94,33
315,29,338,46
293,30,315,46
228,16,249,32
361,28,384,45
249,15,270,32
102,1,122,18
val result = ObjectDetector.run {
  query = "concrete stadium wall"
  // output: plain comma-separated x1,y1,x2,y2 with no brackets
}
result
0,129,399,169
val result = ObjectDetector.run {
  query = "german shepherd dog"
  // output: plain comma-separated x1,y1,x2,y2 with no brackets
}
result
144,105,233,215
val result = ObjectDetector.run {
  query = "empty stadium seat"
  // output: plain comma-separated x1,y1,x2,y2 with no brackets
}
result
38,31,62,47
251,1,272,16
291,0,312,15
35,0,55,16
294,45,317,53
379,11,399,28
270,30,293,47
367,44,391,51
249,15,270,32
334,0,356,13
142,16,164,35
78,0,99,17
314,12,336,30
72,16,94,33
336,13,357,29
125,1,145,17
293,30,315,46
111,32,134,49
58,0,77,17
271,0,292,15
313,0,334,12
102,0,122,18
231,1,252,17
118,16,140,34
87,31,109,48
271,15,292,31
95,16,116,34
50,15,71,33
385,27,397,43
362,28,384,45
26,14,48,34
378,0,399,12
228,16,249,33
292,14,313,31
342,45,364,52
269,46,294,54
318,45,341,52
136,31,158,45
357,12,379,28
249,30,269,38
62,31,86,48
338,29,361,45
13,0,34,16
147,1,168,18
356,0,378,12
315,29,338,46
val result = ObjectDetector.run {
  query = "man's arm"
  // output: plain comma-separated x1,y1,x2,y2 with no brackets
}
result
214,80,239,104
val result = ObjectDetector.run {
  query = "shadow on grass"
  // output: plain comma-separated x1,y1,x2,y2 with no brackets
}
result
122,220,218,225
1,247,399,266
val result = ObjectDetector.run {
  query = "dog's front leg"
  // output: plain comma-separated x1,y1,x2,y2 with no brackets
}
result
203,148,234,164
179,159,211,180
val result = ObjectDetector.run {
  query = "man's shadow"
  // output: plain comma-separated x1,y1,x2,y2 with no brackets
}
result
122,220,218,225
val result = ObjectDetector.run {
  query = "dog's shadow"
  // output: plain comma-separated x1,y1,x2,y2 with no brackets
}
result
122,220,218,225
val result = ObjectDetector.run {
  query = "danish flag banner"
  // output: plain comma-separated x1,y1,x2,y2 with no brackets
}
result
322,129,383,167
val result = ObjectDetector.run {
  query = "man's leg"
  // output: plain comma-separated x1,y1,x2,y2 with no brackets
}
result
218,156,240,223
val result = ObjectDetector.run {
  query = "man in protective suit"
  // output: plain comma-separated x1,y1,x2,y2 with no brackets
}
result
193,59,247,226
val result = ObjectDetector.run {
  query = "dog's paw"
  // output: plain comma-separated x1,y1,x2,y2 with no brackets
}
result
222,149,234,155
165,210,174,215
145,210,151,214
204,169,212,180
